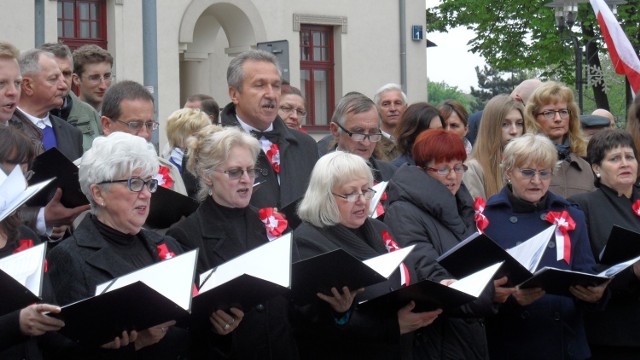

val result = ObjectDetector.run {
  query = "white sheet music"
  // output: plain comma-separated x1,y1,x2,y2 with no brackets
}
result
198,232,292,292
0,242,46,296
362,245,415,278
94,249,198,311
368,181,389,218
449,261,503,297
598,254,640,277
507,225,556,272
0,166,54,222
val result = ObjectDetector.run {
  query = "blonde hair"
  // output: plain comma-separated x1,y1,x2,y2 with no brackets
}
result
165,108,210,149
524,81,587,156
501,133,558,175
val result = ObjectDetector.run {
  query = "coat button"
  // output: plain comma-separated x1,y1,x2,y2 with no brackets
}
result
509,216,518,223
540,213,548,221
520,310,529,319
255,303,265,312
548,241,556,248
553,312,561,321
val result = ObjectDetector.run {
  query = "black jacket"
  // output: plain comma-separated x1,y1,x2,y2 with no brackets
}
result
167,197,299,360
384,164,494,360
220,103,318,210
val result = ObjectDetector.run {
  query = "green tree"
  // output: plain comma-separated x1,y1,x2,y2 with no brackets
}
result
427,80,477,111
426,0,640,111
470,66,534,109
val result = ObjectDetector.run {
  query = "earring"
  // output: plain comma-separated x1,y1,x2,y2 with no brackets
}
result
596,173,601,178
507,178,511,184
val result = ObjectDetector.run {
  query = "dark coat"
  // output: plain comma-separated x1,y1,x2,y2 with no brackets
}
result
10,109,83,161
166,197,299,360
570,184,640,352
220,103,318,210
47,216,188,360
383,164,494,360
370,156,397,183
292,219,408,360
483,187,598,360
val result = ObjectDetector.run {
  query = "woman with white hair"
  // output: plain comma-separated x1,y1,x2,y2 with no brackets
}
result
48,132,187,359
167,126,298,359
293,151,442,360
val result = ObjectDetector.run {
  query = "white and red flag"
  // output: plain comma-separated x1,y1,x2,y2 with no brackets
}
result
589,0,640,95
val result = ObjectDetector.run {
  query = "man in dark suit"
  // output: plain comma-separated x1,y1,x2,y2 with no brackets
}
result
220,49,319,211
9,48,88,240
10,49,83,161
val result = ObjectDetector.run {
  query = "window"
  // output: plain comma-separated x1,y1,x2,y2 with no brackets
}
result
300,25,335,130
57,0,107,49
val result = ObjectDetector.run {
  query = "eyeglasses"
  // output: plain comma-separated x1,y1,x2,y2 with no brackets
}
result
97,177,159,193
517,168,552,180
84,73,114,84
332,188,376,203
536,109,571,120
334,122,383,142
112,119,159,132
426,164,468,176
279,106,307,118
213,167,266,180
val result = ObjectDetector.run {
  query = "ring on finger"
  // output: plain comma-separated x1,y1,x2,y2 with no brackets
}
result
229,317,235,325
162,327,167,333
224,323,230,330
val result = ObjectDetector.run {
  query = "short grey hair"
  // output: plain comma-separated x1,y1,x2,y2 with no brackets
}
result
331,92,381,128
501,133,558,175
79,132,159,211
373,83,407,106
297,151,373,228
186,126,260,201
227,49,282,91
18,49,54,76
38,42,73,66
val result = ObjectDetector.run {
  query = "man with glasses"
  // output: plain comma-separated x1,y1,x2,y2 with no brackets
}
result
220,49,318,211
72,44,114,112
39,42,102,151
330,92,397,182
101,80,187,196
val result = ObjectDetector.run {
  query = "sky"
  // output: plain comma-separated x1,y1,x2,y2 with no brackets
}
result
425,0,486,93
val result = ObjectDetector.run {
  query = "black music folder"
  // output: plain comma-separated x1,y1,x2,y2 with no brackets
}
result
55,250,198,347
146,186,199,229
518,267,609,296
291,245,414,304
0,242,46,316
599,225,640,265
26,147,88,208
191,233,292,318
359,262,503,312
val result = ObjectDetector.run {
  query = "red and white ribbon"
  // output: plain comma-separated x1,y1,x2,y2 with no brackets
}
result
632,199,640,217
259,207,288,241
382,230,410,286
155,165,174,189
474,197,489,234
266,144,280,174
545,211,575,264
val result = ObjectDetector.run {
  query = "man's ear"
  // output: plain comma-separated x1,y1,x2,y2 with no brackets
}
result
72,73,80,88
101,116,113,135
329,122,339,138
21,77,33,96
229,87,240,105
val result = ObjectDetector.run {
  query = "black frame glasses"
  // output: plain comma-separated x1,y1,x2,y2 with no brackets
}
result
112,119,159,132
333,122,383,142
213,167,266,180
332,188,377,203
97,177,159,193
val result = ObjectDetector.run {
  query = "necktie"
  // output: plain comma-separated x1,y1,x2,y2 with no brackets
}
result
41,124,57,150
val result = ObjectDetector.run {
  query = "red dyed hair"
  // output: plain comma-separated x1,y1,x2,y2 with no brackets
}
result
412,129,467,168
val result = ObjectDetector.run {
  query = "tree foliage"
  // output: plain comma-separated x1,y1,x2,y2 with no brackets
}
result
428,80,477,111
470,66,534,109
426,0,640,110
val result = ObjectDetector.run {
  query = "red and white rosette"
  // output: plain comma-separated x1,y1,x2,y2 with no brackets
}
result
474,197,489,234
266,144,280,174
545,211,575,264
155,165,174,189
382,230,410,286
156,243,176,260
632,199,640,217
259,207,288,241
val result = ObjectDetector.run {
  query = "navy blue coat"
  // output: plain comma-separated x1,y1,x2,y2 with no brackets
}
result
483,187,598,360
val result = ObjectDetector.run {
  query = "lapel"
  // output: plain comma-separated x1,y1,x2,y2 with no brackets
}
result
195,198,247,263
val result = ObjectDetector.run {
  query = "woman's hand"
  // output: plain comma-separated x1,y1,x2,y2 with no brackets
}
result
19,303,65,336
133,320,176,350
397,301,442,334
493,276,517,303
570,281,610,303
513,287,545,306
101,330,138,349
316,286,363,314
439,279,456,287
210,307,244,335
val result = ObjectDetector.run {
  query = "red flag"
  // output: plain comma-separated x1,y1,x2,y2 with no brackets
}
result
590,0,640,95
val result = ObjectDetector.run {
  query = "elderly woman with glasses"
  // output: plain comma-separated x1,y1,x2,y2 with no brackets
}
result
481,133,607,360
383,128,498,360
167,126,298,359
293,151,441,360
48,132,188,358
524,81,594,198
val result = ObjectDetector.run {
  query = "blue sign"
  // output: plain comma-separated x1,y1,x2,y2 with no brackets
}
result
412,25,423,41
